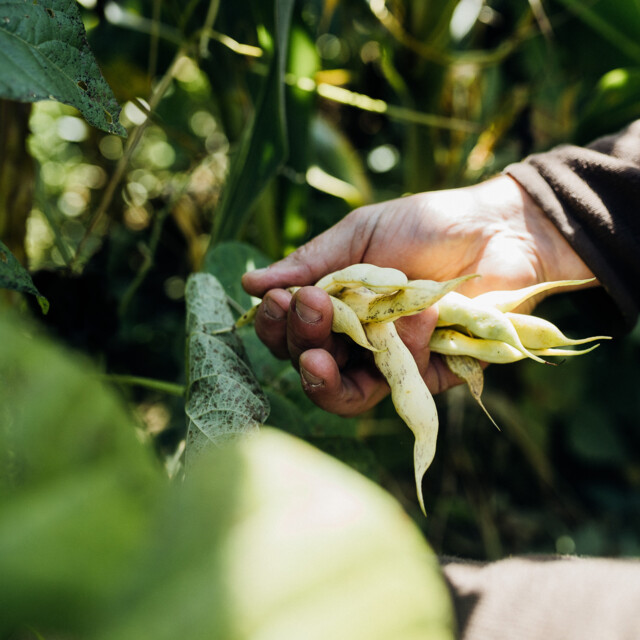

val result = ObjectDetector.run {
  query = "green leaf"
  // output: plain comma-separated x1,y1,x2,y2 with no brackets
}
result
0,314,160,634
210,0,295,243
0,239,49,313
202,240,271,311
99,428,457,640
184,273,269,464
0,0,126,136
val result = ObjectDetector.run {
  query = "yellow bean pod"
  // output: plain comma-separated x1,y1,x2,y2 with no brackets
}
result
436,292,546,364
430,328,601,363
338,274,477,323
443,354,499,430
506,312,611,349
472,278,595,312
315,263,408,296
430,329,525,364
364,321,437,516
329,295,380,352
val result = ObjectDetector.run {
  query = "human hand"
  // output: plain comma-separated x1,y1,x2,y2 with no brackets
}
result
242,175,595,416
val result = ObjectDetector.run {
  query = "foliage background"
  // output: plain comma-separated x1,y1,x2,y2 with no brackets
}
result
2,0,640,574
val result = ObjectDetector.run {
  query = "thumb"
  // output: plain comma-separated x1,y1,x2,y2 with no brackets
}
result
242,214,367,297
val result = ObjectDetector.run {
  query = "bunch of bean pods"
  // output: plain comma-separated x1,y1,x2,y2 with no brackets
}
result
240,264,609,516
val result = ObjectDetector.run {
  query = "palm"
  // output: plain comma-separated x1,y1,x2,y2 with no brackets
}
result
358,195,542,299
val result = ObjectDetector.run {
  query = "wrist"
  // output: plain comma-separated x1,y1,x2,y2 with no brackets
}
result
492,175,595,285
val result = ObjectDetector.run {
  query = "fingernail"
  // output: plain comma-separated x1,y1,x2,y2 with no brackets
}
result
263,297,285,321
301,366,324,389
295,300,322,324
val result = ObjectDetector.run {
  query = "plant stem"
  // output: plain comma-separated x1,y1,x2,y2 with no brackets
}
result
70,47,187,274
118,203,171,318
554,0,640,63
103,374,185,397
199,0,222,58
288,75,481,133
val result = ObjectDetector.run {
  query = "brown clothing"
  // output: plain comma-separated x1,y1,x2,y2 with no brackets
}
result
505,120,640,330
443,125,640,639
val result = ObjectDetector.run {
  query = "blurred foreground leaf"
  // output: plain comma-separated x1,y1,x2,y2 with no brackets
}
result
0,315,160,634
0,0,125,135
0,314,455,640
184,273,269,464
0,239,48,313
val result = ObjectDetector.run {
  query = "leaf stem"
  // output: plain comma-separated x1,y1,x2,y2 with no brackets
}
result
103,374,185,397
198,0,222,58
118,203,171,318
70,47,187,274
287,75,481,133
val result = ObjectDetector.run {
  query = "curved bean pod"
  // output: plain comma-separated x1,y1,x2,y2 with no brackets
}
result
364,321,438,516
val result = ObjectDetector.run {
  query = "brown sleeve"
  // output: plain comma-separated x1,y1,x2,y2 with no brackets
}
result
441,555,640,640
504,120,640,330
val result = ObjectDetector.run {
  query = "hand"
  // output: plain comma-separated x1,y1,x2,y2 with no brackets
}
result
242,175,595,416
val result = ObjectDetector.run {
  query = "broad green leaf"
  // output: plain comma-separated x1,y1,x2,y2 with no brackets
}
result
98,428,457,640
202,240,271,311
0,239,49,313
202,241,360,440
185,273,269,464
0,0,125,135
210,0,295,243
0,314,160,635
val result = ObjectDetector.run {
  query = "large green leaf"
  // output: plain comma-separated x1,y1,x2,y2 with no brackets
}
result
0,0,125,135
184,273,270,464
99,428,457,640
0,314,456,640
210,0,295,243
202,240,271,311
0,314,160,634
0,238,48,313
202,241,361,440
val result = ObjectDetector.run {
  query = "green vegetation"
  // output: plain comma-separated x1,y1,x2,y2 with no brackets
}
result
2,0,640,636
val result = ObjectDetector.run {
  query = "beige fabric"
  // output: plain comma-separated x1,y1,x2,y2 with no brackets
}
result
441,555,640,640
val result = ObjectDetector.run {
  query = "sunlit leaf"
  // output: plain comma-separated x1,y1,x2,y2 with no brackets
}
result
576,67,640,142
0,315,456,640
0,0,126,135
99,428,457,640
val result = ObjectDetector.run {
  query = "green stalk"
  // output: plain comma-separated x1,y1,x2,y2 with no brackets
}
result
103,374,185,397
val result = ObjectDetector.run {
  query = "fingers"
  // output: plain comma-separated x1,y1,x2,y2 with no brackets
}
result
255,284,465,414
254,286,342,366
286,287,342,365
298,349,389,417
253,288,293,360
